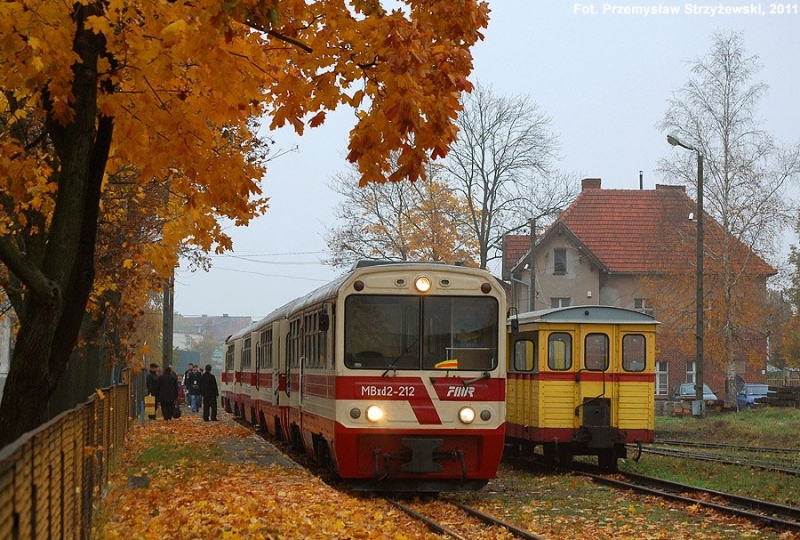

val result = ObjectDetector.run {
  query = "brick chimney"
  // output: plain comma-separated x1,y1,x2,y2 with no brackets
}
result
582,178,601,190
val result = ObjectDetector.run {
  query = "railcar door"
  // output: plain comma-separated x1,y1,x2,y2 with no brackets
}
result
284,315,304,450
574,323,614,452
274,318,291,442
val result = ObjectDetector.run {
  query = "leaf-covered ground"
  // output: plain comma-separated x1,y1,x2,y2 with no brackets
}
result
95,415,439,539
95,414,798,539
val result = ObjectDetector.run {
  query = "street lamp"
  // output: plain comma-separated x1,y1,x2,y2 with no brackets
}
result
667,134,705,417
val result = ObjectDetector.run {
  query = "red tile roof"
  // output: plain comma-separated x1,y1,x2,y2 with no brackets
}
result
502,234,531,280
559,182,696,273
507,179,776,277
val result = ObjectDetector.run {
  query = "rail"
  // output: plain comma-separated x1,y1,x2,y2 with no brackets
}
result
0,382,131,540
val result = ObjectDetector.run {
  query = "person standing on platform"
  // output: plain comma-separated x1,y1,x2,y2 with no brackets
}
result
183,363,194,389
186,365,202,412
200,364,219,422
156,366,180,420
145,363,159,420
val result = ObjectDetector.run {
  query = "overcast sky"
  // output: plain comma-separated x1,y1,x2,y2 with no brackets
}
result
173,1,800,319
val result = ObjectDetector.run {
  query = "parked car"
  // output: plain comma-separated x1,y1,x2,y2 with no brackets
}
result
736,383,769,410
670,383,718,403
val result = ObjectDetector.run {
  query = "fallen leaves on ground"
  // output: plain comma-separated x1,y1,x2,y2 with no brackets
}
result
96,417,798,540
95,415,439,540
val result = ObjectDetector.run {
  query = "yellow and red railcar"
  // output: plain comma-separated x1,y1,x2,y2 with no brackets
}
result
221,261,507,491
506,305,657,470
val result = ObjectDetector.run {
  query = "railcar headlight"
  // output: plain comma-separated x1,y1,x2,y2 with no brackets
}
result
480,409,492,421
415,276,432,293
366,405,384,423
458,406,476,424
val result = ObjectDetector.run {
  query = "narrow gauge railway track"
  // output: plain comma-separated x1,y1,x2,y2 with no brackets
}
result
386,497,546,540
580,469,800,533
638,445,800,476
655,439,799,455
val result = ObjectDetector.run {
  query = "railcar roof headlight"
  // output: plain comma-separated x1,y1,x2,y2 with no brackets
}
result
415,275,432,293
366,405,384,423
458,406,476,424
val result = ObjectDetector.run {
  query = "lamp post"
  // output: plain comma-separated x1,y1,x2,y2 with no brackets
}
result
667,134,705,417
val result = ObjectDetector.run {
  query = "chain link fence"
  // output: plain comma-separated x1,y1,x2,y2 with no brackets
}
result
0,380,131,540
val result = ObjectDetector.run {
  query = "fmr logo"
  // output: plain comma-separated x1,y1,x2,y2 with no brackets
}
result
446,386,475,398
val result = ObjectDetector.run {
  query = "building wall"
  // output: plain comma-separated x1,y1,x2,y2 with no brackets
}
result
510,235,599,313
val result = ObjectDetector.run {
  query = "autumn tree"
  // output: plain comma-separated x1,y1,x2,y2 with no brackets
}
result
326,161,479,268
441,82,578,270
658,31,800,401
0,0,489,447
778,240,800,370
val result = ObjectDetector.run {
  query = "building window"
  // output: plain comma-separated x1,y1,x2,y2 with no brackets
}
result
551,297,571,308
656,361,669,395
554,249,567,274
634,298,655,316
686,361,696,384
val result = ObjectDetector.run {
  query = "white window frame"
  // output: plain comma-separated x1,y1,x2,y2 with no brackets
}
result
655,361,669,396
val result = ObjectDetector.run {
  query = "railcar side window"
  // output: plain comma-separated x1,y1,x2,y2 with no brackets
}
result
584,333,609,371
288,318,301,369
548,332,572,370
225,344,234,371
257,328,272,369
303,310,328,368
513,339,536,371
303,309,329,369
241,337,252,370
622,334,647,372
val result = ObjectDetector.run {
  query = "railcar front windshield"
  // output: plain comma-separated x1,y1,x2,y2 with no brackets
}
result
344,295,499,371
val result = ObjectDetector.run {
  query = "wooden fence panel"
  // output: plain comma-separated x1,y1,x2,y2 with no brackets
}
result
0,384,131,540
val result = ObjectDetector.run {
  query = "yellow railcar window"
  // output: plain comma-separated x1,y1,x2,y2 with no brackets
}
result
548,333,572,370
622,334,647,372
513,339,536,371
584,333,609,371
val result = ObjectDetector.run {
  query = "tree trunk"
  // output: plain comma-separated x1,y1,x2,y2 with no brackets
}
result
0,298,61,445
0,4,113,448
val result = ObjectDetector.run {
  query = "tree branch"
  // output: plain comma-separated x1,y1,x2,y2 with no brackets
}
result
0,236,59,303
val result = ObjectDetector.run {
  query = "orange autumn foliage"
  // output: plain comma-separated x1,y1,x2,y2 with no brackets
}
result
0,0,489,445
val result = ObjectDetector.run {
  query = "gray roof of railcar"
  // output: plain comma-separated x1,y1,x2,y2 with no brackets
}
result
227,261,495,342
510,305,659,326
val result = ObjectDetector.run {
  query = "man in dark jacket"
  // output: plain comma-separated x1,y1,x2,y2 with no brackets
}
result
145,363,159,420
186,365,202,412
156,366,180,420
199,364,219,422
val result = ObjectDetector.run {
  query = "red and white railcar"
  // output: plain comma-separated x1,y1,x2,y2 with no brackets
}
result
221,261,507,491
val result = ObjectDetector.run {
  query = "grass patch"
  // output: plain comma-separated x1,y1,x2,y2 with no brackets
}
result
655,407,800,448
621,454,800,506
129,433,224,478
625,407,800,507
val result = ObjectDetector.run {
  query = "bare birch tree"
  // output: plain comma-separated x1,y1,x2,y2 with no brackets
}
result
658,30,800,402
442,82,579,269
